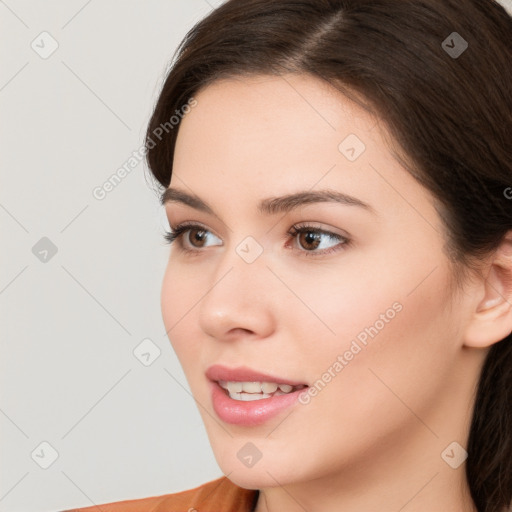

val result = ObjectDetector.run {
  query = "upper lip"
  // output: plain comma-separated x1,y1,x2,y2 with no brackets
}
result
206,364,307,387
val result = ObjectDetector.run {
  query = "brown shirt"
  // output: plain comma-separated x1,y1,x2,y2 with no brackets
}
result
61,476,259,512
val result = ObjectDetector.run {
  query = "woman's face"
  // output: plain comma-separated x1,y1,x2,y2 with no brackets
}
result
161,74,478,490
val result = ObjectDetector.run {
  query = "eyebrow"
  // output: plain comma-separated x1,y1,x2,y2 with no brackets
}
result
161,187,376,217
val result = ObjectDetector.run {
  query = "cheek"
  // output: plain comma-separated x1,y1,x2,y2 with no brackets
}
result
290,258,458,432
289,239,453,361
276,254,407,361
285,243,453,369
160,261,203,363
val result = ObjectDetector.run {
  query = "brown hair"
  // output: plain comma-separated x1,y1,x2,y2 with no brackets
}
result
144,1,512,510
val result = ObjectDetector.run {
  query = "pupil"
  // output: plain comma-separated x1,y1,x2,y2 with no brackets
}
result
191,229,206,246
302,231,320,249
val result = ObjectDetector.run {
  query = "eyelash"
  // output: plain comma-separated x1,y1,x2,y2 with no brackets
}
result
163,222,350,258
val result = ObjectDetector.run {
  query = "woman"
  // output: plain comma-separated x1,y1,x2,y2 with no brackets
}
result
63,0,512,511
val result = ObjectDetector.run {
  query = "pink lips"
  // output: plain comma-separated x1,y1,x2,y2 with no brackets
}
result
206,364,306,387
206,364,308,426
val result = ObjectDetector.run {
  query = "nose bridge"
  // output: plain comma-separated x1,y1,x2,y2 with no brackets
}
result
198,235,275,339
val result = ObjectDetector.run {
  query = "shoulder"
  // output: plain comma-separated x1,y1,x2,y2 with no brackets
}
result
60,476,259,512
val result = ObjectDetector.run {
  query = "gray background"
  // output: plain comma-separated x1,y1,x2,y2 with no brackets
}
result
2,1,511,511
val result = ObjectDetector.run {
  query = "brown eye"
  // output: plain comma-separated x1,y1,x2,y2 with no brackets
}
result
163,223,223,250
298,231,322,251
187,227,208,247
287,224,349,257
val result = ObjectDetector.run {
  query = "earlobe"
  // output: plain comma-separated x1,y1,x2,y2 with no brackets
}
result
463,234,512,349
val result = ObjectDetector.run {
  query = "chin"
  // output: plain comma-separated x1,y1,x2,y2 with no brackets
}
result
212,444,309,490
222,464,292,490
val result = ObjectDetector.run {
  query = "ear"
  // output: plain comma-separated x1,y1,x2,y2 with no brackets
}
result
463,232,512,348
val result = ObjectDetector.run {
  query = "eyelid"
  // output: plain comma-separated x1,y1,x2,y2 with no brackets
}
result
164,220,351,257
167,219,347,239
289,221,350,240
285,223,350,257
166,221,223,248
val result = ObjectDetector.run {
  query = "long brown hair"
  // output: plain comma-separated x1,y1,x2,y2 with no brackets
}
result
144,1,512,510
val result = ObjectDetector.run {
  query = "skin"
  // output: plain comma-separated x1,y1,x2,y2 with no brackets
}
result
160,73,512,512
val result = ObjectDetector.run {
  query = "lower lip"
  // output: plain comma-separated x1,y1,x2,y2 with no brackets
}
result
209,381,307,426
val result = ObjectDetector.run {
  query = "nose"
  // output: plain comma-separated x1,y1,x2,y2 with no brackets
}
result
198,242,276,342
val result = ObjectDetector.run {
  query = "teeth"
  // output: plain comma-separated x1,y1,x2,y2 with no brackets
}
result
240,381,262,393
218,380,303,401
226,381,243,393
261,382,278,393
229,392,273,401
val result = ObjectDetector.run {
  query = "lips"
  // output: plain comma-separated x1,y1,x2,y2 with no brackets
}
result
205,364,307,387
206,364,309,426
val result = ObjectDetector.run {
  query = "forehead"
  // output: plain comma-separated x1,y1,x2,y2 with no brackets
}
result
173,74,379,183
171,73,438,230
177,74,377,146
